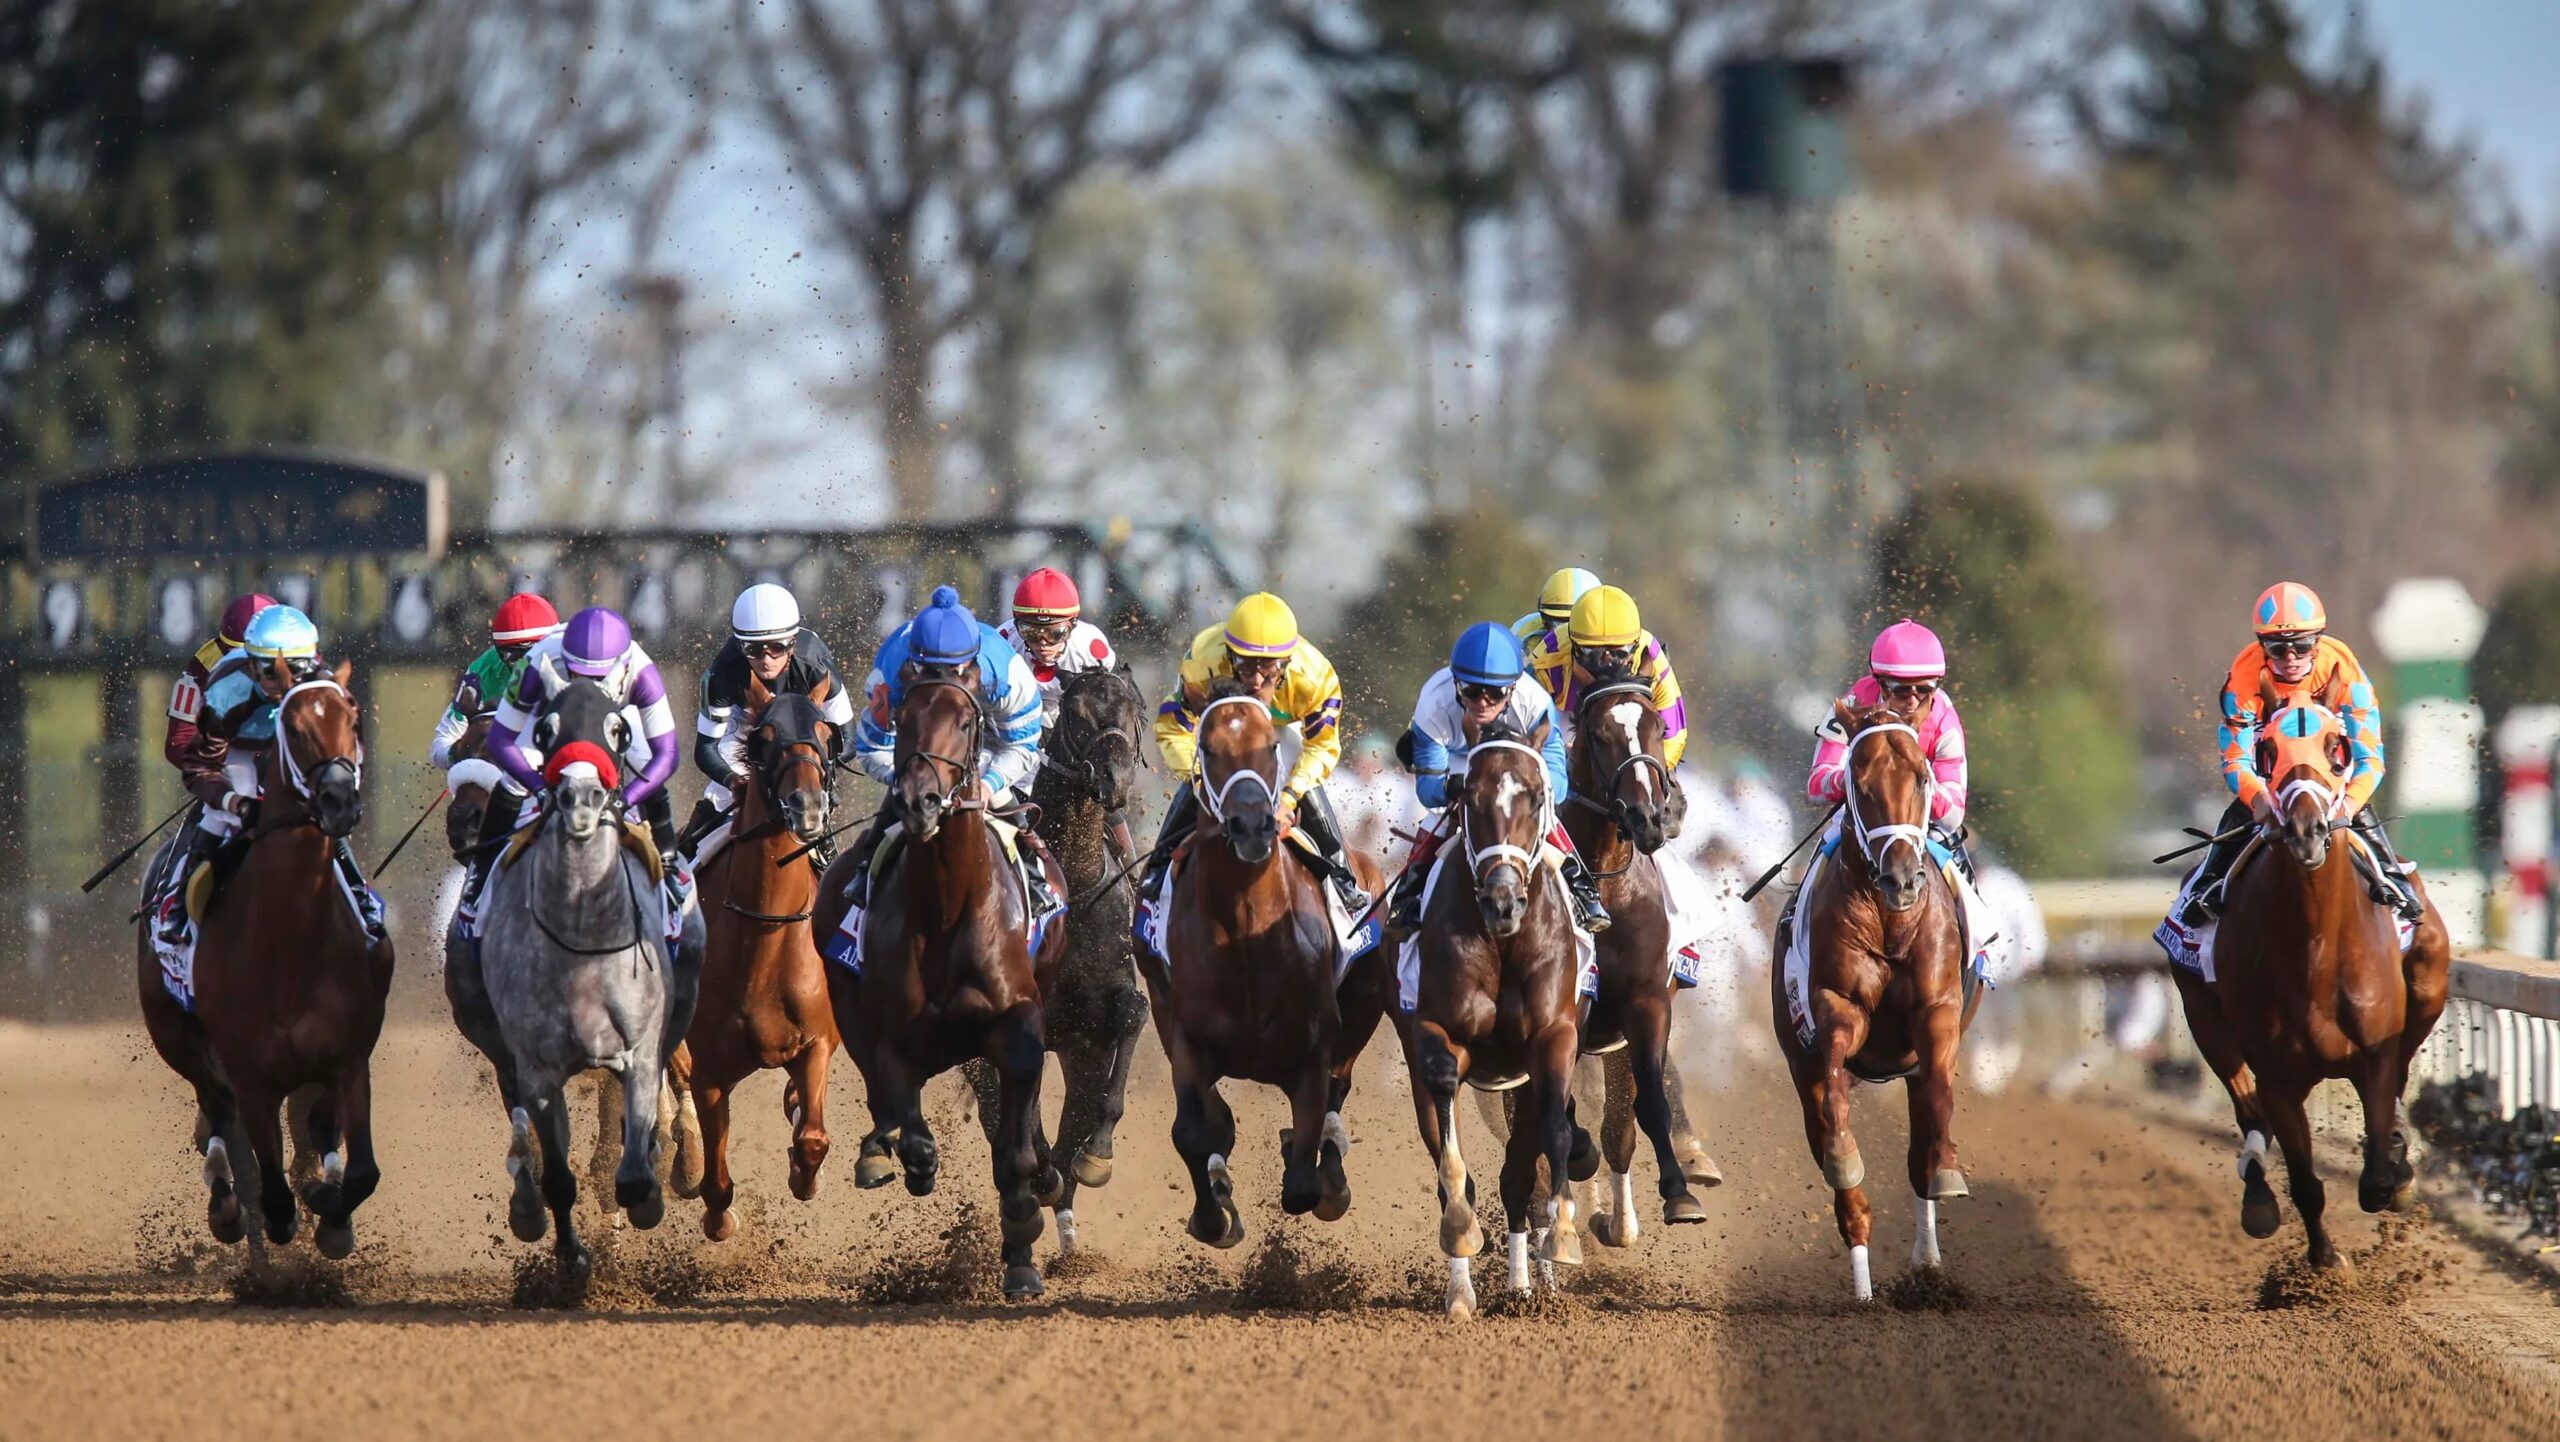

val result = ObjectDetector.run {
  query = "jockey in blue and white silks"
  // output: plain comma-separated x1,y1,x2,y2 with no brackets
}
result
826,585,1051,970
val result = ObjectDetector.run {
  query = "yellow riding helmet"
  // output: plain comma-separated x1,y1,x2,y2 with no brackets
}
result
1538,566,1601,624
1223,592,1300,658
1569,585,1642,649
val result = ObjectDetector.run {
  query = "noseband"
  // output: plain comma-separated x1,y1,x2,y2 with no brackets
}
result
1567,679,1671,820
900,676,990,811
1461,739,1551,888
1194,693,1279,824
277,678,363,802
1844,721,1932,871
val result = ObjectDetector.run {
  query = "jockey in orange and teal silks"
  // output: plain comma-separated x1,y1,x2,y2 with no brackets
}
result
2179,581,2421,924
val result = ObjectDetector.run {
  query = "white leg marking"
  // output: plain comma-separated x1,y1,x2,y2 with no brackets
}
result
1911,1197,1941,1269
322,1149,344,1186
1206,1151,1228,1179
1322,1109,1351,1154
1507,1230,1532,1293
507,1106,533,1180
1055,1207,1078,1257
1850,1243,1874,1302
1612,1167,1640,1243
2239,1129,2268,1180
788,1104,804,1129
1446,1255,1477,1320
203,1135,232,1189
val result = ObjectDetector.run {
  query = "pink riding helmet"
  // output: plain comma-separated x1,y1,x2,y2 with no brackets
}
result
1869,618,1947,681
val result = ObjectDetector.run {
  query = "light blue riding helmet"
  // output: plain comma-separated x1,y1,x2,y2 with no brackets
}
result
1451,621,1528,689
241,604,319,660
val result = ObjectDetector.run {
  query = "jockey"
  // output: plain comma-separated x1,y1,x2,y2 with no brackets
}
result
155,605,332,943
166,592,275,801
823,585,1052,965
1526,584,1692,771
679,582,856,855
464,607,684,913
428,593,560,770
996,566,1122,730
1805,618,1974,872
1513,566,1600,645
2180,582,2419,924
1140,592,1370,916
1387,621,1609,934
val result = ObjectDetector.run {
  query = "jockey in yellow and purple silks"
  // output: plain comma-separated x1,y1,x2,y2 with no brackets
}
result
1524,584,1691,771
1138,592,1370,923
2178,581,2419,924
1513,566,1600,646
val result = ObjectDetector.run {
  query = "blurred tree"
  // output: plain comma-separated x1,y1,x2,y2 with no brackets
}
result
1329,508,1554,732
0,0,448,491
1866,476,2136,874
733,0,1239,522
2474,567,2560,727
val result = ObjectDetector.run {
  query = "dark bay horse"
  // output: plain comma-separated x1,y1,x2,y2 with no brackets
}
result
1770,700,1974,1302
816,668,1066,1299
138,660,392,1258
1560,664,1708,1245
976,664,1150,1255
1153,683,1388,1253
1403,724,1584,1318
685,677,839,1240
2174,702,2451,1270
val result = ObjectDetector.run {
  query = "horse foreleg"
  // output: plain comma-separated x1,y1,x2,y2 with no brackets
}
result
694,1071,738,1240
1531,1023,1581,1269
666,1042,705,1199
615,1061,667,1230
2262,1083,2335,1269
196,1089,248,1245
2170,968,2277,1236
1278,1054,1335,1220
1072,981,1148,1191
529,1082,591,1286
786,1040,833,1204
1906,996,1966,1204
307,1061,379,1260
1658,1051,1721,1188
2354,1044,2415,1215
990,1004,1050,1299
1795,1019,1873,1301
235,1087,298,1248
1626,998,1703,1227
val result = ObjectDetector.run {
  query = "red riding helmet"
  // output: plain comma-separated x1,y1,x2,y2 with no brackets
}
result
217,593,279,648
1012,567,1082,621
491,593,562,647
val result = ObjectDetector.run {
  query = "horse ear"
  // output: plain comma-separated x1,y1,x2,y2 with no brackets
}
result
1831,698,1862,738
809,672,834,705
270,655,296,689
331,658,352,689
745,671,773,712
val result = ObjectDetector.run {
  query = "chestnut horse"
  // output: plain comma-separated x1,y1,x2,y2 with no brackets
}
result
2173,702,2450,1270
1403,723,1585,1318
816,671,1066,1299
1559,665,1710,1244
138,660,392,1257
1153,683,1388,1252
1771,701,1974,1302
685,677,839,1240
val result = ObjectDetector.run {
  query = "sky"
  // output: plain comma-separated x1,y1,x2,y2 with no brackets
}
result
2356,0,2560,230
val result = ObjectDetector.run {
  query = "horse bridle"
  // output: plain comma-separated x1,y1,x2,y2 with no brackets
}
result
276,678,363,802
1459,738,1552,889
1843,721,1932,870
1565,679,1671,821
899,676,992,813
1194,693,1281,825
1047,670,1146,799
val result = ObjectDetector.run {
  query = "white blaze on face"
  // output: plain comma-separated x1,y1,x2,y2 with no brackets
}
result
1608,701,1650,797
1493,770,1526,824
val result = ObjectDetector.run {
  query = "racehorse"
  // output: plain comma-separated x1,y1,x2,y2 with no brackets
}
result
684,677,840,1241
453,679,696,1287
2172,702,2450,1270
972,664,1151,1255
1770,700,1976,1302
816,668,1066,1300
1152,682,1389,1254
1402,722,1584,1318
1560,657,1710,1245
137,660,392,1257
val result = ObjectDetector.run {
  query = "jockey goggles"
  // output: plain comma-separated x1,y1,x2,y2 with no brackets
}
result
1457,681,1511,705
1015,617,1072,641
1880,677,1938,701
2261,633,2322,659
742,638,795,659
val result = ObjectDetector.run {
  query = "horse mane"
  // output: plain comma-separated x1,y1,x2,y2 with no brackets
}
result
758,689,828,742
1476,715,1528,747
1201,676,1253,705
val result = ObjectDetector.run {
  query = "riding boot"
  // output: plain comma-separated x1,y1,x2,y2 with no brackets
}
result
333,837,388,937
1139,784,1200,907
2351,807,2426,922
2179,798,2256,926
842,797,901,910
676,795,724,858
461,784,528,920
1559,850,1613,935
158,813,225,946
1933,823,1978,884
1387,820,1449,934
1293,785,1371,914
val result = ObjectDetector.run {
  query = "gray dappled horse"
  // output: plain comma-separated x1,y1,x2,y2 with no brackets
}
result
446,679,701,1287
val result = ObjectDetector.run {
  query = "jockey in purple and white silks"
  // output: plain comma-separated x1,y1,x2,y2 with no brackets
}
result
462,607,684,917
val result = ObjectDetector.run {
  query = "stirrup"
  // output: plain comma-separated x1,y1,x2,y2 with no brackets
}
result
1573,891,1612,935
2180,883,2223,927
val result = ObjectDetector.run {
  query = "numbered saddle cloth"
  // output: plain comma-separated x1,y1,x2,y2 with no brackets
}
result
1134,831,1382,985
2153,836,2414,983
1781,833,1999,1054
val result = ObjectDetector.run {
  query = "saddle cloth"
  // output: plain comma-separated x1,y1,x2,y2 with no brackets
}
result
1136,832,1385,987
824,813,1064,976
1392,846,1597,1014
153,837,383,1014
1780,835,2001,1057
2154,834,2415,983
466,805,683,946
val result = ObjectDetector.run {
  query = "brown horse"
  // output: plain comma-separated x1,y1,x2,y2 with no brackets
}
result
816,671,1065,1299
1403,722,1585,1318
685,676,839,1240
137,660,393,1257
1560,667,1710,1244
2173,702,2450,1269
1153,682,1389,1252
1771,700,1974,1302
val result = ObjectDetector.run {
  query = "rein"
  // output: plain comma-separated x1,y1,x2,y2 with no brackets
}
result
1195,693,1280,826
1459,739,1550,887
527,820,649,957
1843,722,1931,871
1564,678,1664,873
899,677,995,816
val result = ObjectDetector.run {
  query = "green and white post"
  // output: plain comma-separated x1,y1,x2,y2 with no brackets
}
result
2370,578,2487,946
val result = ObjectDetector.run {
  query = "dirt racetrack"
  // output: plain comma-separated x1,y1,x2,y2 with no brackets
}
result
0,1003,2555,1442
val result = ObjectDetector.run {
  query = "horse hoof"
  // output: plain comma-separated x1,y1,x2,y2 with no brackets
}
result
623,1184,666,1232
1441,1199,1484,1258
900,1135,939,1197
1071,1149,1113,1189
1567,1126,1601,1183
208,1194,244,1246
1822,1146,1865,1192
509,1170,547,1244
1538,1222,1583,1267
1033,1165,1066,1210
2241,1182,2282,1239
1314,1143,1351,1223
855,1153,897,1189
1003,1264,1045,1300
1926,1168,1968,1201
1590,1211,1628,1249
315,1217,355,1261
704,1207,737,1243
561,1246,595,1292
1663,1191,1708,1225
264,1208,299,1247
1679,1145,1725,1188
300,1181,343,1220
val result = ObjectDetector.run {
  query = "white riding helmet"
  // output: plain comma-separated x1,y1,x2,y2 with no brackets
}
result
731,582,801,645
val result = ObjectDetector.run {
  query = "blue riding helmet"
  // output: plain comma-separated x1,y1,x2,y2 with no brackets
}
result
242,605,319,660
1451,621,1528,688
910,585,982,666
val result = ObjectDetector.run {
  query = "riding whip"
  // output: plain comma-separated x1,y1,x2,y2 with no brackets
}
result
2151,822,2250,866
1071,838,1165,911
777,814,868,868
81,800,192,894
370,788,448,877
1740,802,1842,904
